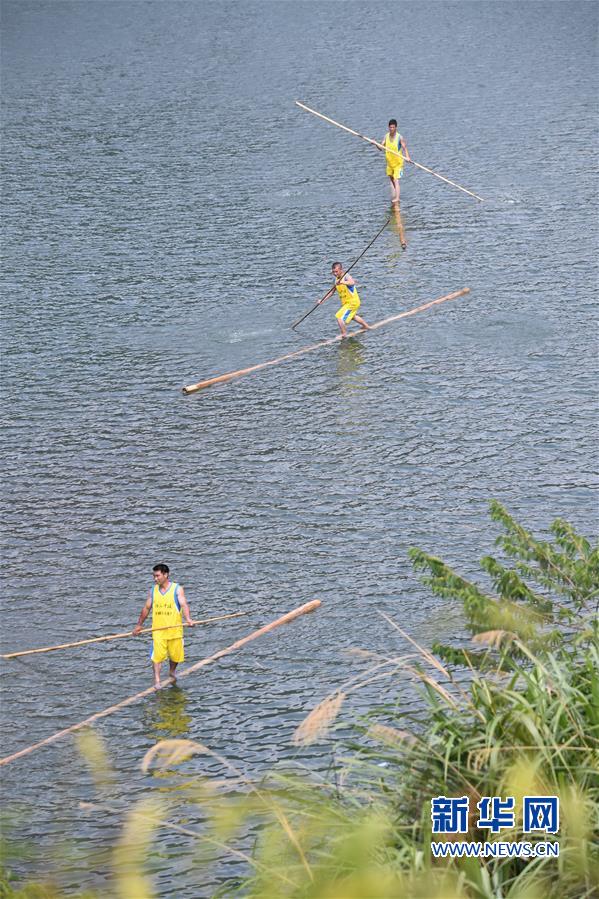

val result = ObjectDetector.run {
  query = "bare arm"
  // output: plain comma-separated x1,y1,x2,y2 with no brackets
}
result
400,136,412,163
133,591,152,635
177,586,194,626
318,285,337,305
342,274,356,287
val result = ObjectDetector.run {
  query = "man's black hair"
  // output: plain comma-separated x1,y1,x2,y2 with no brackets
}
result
153,563,170,574
331,261,342,270
388,118,397,127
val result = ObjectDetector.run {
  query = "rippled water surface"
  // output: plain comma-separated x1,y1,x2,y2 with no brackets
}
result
1,1,597,894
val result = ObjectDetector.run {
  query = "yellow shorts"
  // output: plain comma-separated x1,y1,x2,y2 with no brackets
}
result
151,634,184,664
336,303,359,324
386,165,403,179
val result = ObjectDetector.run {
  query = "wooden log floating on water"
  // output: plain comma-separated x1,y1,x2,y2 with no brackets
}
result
182,288,470,395
0,600,322,767
0,612,248,660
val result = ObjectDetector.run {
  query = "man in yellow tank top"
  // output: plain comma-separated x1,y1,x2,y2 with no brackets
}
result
318,262,372,338
133,563,194,688
380,118,411,205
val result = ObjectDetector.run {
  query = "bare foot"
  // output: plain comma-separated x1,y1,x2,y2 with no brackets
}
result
154,681,161,689
169,672,177,683
360,323,372,331
401,241,407,250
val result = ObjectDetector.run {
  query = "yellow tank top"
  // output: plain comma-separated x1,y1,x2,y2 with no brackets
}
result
335,280,360,309
383,132,403,170
152,581,183,639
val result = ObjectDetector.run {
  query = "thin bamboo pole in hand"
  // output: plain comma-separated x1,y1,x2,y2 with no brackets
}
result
295,101,484,202
0,600,322,767
1,612,248,660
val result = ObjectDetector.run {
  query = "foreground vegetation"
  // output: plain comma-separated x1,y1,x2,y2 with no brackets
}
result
2,502,598,897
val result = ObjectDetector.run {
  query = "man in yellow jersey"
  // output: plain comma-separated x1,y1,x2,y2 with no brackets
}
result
133,563,194,688
380,118,411,205
318,262,372,338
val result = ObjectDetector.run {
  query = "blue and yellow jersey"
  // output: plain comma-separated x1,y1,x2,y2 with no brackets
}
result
335,280,360,310
151,581,183,640
383,131,404,173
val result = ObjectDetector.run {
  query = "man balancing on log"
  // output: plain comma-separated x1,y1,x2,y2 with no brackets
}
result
379,118,412,206
318,262,372,338
133,563,194,688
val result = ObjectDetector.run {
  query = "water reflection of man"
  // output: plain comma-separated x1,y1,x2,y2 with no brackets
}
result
337,338,366,383
145,685,192,740
392,200,407,250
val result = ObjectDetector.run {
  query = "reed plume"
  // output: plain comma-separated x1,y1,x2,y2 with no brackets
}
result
293,691,346,746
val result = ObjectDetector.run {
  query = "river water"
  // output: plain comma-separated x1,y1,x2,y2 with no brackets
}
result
1,1,597,895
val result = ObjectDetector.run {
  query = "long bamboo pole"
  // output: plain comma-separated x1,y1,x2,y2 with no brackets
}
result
0,600,321,767
182,288,470,395
295,101,484,202
0,612,248,660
